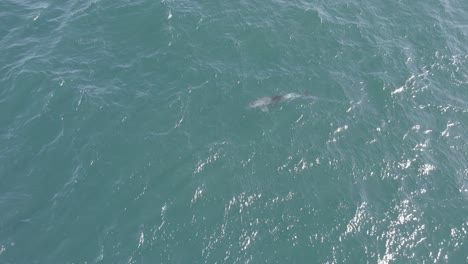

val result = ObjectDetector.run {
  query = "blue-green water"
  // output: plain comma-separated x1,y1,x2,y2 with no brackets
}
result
1,0,467,263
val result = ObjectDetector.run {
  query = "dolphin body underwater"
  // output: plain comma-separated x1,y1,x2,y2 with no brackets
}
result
248,93,317,112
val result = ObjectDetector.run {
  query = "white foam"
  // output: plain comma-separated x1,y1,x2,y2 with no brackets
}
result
391,86,405,95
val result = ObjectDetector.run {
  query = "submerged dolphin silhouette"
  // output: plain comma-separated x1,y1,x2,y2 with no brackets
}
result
248,93,315,112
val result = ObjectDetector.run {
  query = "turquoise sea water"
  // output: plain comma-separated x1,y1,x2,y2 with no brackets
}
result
1,0,467,263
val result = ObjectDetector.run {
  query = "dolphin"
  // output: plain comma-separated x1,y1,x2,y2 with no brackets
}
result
248,93,316,112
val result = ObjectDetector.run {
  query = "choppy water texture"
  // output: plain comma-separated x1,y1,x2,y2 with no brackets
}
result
1,0,467,263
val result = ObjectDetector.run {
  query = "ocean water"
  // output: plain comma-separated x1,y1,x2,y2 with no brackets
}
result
1,0,467,263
